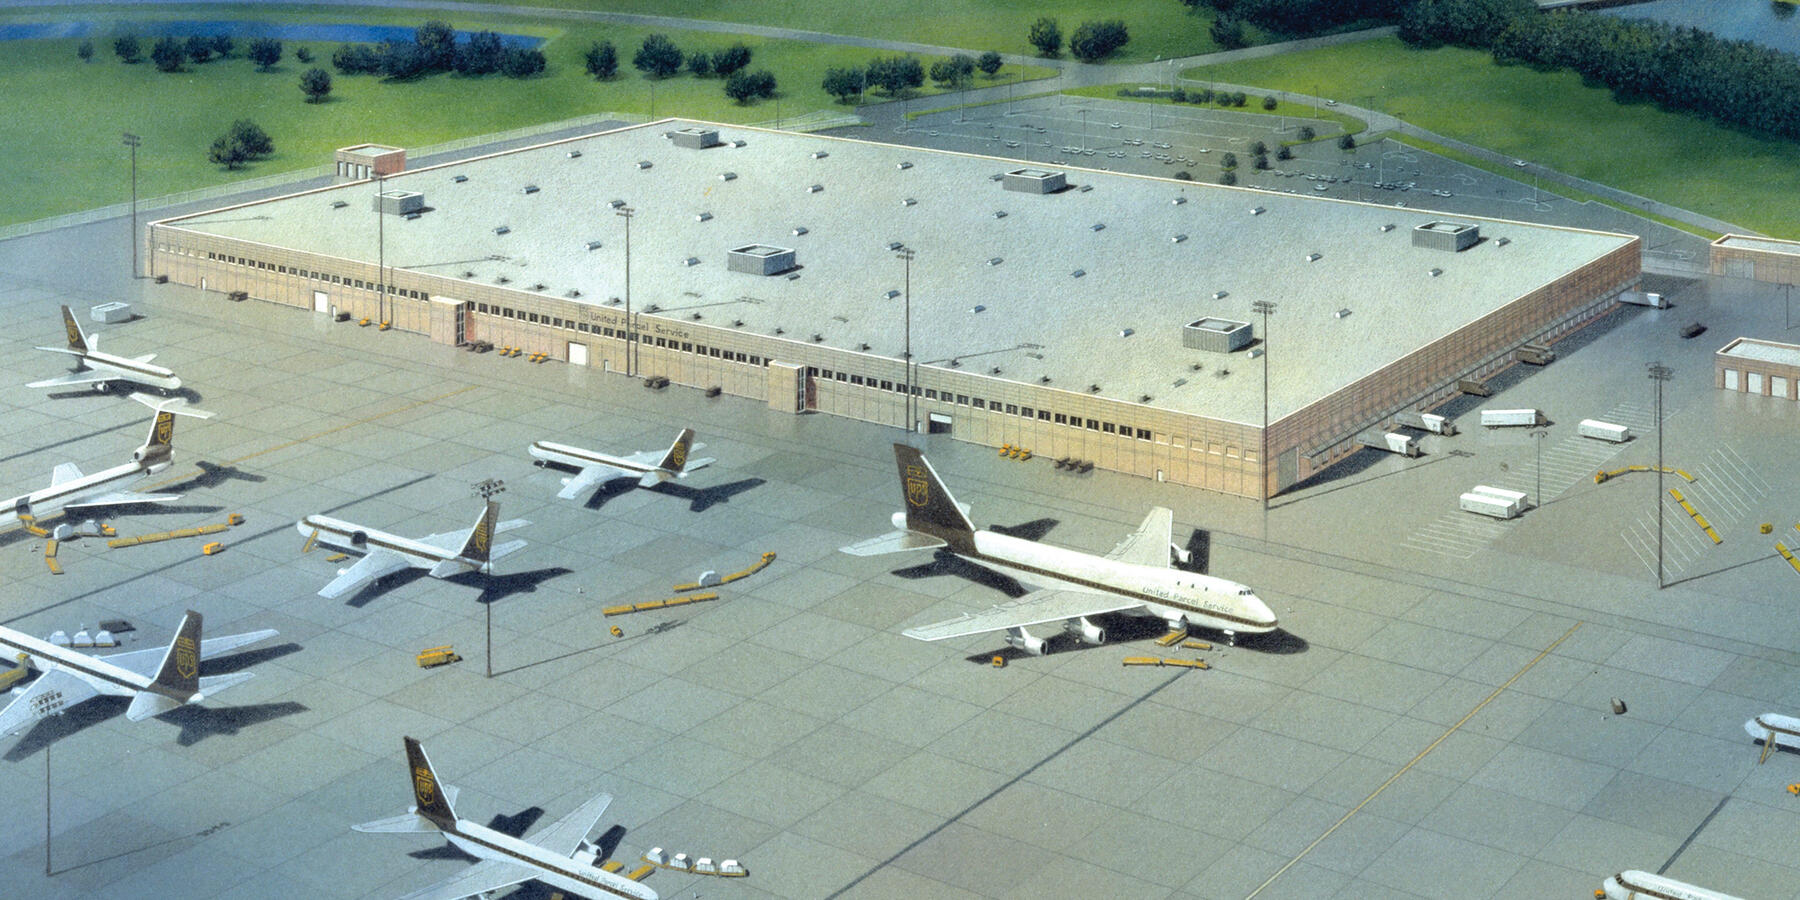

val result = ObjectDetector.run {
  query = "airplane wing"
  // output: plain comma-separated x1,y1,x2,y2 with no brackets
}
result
1105,507,1176,568
319,550,413,600
100,629,281,677
65,491,181,510
558,464,631,500
840,530,947,557
51,463,84,485
530,791,612,855
0,671,100,736
903,589,1144,642
27,370,110,389
133,353,157,364
390,859,535,900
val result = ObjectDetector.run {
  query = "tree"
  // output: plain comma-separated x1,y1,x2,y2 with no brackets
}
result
379,40,429,80
248,37,283,71
687,51,713,77
712,43,751,76
1219,171,1237,186
1298,124,1316,141
211,35,234,58
1277,144,1293,160
77,40,94,62
633,34,683,78
184,34,215,64
332,43,381,74
865,55,924,95
1069,20,1129,62
1262,94,1278,110
1210,16,1249,50
415,20,457,71
151,36,185,72
822,66,863,103
501,46,546,78
725,68,776,103
929,59,956,86
583,41,617,79
296,46,314,63
300,67,332,102
1221,152,1237,169
1338,132,1357,150
457,31,505,75
1399,0,1533,49
208,134,248,170
1171,88,1187,102
1250,140,1267,155
230,119,274,157
978,50,1003,76
114,34,142,63
1254,153,1270,170
1174,170,1194,181
1028,17,1063,56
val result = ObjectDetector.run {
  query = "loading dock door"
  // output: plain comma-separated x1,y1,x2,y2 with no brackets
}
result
313,290,329,312
928,413,953,434
568,342,589,366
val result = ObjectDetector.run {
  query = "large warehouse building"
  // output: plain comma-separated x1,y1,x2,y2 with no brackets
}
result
147,119,1640,499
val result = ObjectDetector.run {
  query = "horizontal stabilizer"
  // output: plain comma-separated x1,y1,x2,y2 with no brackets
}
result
428,559,469,579
125,691,183,722
67,491,181,510
130,393,214,418
198,672,255,698
487,540,528,563
676,456,716,476
494,518,529,534
637,471,663,489
51,462,84,486
133,353,157,364
33,345,87,359
840,530,947,557
352,812,443,834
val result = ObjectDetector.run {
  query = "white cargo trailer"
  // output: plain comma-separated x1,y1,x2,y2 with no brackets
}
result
1472,485,1529,513
1460,492,1518,519
1620,290,1667,308
1394,411,1457,435
1577,419,1631,443
1480,408,1539,427
1384,432,1421,457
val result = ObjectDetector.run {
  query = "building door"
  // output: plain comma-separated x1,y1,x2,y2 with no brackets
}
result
1723,257,1753,280
1748,372,1764,394
1277,448,1299,491
568,342,589,366
313,290,329,313
928,412,952,434
1724,369,1740,390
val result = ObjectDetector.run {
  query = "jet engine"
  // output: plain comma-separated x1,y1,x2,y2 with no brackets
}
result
1064,617,1106,645
891,511,908,530
1005,627,1049,656
349,530,369,547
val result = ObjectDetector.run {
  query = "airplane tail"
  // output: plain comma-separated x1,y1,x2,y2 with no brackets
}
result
404,736,459,829
126,611,203,720
894,444,976,552
59,305,90,353
656,428,700,474
457,500,500,565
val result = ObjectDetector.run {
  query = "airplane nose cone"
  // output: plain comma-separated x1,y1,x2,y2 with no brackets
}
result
1248,594,1278,630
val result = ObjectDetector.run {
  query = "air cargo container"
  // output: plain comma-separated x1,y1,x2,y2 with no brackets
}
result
1480,408,1539,427
1472,485,1528,513
1577,419,1631,443
1460,492,1517,519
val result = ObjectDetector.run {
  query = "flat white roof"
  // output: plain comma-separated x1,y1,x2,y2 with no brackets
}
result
1715,234,1800,257
1719,337,1800,367
165,119,1637,423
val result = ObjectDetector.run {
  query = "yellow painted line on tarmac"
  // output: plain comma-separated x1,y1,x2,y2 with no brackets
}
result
1246,621,1583,900
147,385,478,490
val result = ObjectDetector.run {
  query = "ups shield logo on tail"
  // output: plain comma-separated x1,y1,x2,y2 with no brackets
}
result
670,442,687,469
64,318,83,348
905,465,929,508
470,518,491,555
413,766,437,805
174,636,198,680
153,412,174,445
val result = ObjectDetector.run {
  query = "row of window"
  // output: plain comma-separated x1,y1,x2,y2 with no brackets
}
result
806,365,1154,441
203,251,427,300
472,302,770,366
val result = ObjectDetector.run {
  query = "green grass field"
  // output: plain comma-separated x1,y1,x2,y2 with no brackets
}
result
1186,36,1800,238
0,6,1052,225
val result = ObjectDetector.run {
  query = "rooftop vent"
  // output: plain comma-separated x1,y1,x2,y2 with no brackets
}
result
696,212,713,222
886,241,903,251
811,150,829,159
1496,237,1511,247
671,127,721,149
1334,308,1351,319
896,161,913,170
1413,221,1479,252
1003,168,1067,194
636,160,653,170
403,211,421,220
1071,269,1085,278
719,172,737,181
883,289,900,299
1172,196,1188,205
1090,223,1105,232
1380,224,1395,232
522,184,539,194
609,199,626,209
1040,375,1051,384
1171,234,1187,244
986,258,1003,267
1305,252,1322,262
493,225,511,235
1213,290,1228,300
807,184,824,193
993,211,1007,219
330,200,348,209
1428,267,1444,277
1078,184,1093,193
727,244,796,276
1250,206,1265,215
566,289,581,297
1119,328,1134,338
585,240,603,251
683,256,700,267
374,190,424,215
1182,317,1252,353
989,173,1005,182
901,198,917,207
452,174,468,183
568,150,582,158
792,226,808,236
972,305,987,313
731,139,747,148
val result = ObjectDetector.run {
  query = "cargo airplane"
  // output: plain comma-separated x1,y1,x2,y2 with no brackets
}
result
0,610,277,736
30,305,182,393
528,428,714,501
843,444,1277,654
295,500,528,600
355,736,658,900
1602,870,1741,900
4,394,213,525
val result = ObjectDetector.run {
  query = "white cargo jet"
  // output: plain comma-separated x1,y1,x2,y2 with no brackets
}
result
30,305,182,393
842,444,1278,654
0,610,277,736
355,736,658,900
4,394,213,525
295,500,528,600
1602,870,1741,900
528,428,714,501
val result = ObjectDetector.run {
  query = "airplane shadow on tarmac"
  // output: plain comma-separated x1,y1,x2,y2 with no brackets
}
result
578,475,764,514
410,807,547,862
338,566,572,608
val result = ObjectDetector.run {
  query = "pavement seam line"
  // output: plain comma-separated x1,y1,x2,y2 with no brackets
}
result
1245,620,1583,899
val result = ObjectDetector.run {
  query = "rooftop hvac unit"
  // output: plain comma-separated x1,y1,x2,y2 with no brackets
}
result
636,160,653,169
1071,269,1085,278
522,184,539,194
719,172,737,181
609,199,626,209
807,184,824,193
585,240,603,251
1172,196,1187,205
791,226,808,236
1413,221,1480,251
1182,317,1252,353
901,198,917,207
330,200,348,209
727,245,796,276
567,150,582,158
493,225,510,235
1380,223,1395,232
374,190,424,215
452,174,469,183
811,150,829,159
896,161,913,170
1250,206,1265,215
1003,168,1066,194
696,212,713,222
1171,234,1187,243
671,127,721,149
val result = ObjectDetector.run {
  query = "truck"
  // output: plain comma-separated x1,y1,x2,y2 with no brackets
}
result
1460,492,1518,520
1577,419,1631,443
1394,411,1457,435
1480,408,1539,428
1471,485,1529,514
1356,430,1422,457
1515,343,1555,366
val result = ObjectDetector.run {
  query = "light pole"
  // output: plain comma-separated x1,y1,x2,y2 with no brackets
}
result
897,246,915,433
1080,107,1089,152
475,478,505,677
1531,428,1547,511
122,132,140,278
1252,300,1277,510
616,206,635,377
1648,363,1672,588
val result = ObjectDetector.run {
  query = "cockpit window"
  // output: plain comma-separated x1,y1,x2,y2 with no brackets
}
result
1239,589,1253,596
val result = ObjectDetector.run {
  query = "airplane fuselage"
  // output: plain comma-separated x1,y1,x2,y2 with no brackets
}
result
83,350,181,391
1603,870,1740,900
441,818,657,900
294,515,476,573
0,628,157,704
5,459,158,522
960,530,1278,635
529,441,660,477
